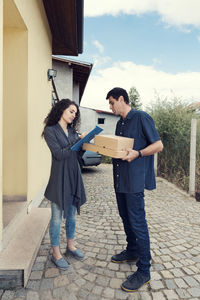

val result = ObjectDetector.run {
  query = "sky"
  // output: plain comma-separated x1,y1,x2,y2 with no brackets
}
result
65,0,200,112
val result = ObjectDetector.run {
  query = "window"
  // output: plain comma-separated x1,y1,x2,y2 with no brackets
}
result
98,118,105,124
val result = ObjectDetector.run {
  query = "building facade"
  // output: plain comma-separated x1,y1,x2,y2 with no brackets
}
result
0,0,84,288
80,107,120,135
52,56,93,105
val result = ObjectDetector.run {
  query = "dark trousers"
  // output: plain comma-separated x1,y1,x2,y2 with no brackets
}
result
116,192,151,276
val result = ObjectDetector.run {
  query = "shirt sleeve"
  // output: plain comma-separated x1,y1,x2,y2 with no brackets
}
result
141,112,161,144
44,127,71,161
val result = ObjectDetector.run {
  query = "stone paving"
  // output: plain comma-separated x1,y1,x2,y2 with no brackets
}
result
1,163,200,300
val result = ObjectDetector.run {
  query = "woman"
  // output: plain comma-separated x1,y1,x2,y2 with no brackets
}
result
42,99,87,270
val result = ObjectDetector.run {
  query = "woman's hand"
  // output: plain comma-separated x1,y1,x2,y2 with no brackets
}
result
80,132,88,139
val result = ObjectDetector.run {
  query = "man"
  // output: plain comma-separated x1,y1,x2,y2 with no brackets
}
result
106,87,163,292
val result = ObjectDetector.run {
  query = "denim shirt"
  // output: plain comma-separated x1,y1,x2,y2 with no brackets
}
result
113,109,161,193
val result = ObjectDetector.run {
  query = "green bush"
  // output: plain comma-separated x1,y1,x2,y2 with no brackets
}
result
101,155,112,164
147,96,200,191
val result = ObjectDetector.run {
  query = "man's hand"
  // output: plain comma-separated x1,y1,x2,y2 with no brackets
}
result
122,140,163,162
122,148,139,162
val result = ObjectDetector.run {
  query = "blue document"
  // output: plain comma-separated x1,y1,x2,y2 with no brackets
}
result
71,126,103,151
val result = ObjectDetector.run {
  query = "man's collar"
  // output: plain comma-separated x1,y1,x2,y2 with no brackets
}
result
120,108,135,121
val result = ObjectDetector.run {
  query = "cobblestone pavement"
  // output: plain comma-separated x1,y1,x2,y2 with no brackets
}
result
1,164,200,300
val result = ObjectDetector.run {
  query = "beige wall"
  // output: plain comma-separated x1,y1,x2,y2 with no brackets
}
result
3,0,52,207
15,0,52,203
3,28,28,197
0,0,3,241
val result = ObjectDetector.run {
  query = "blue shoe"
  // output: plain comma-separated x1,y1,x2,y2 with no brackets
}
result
121,271,150,292
111,250,138,263
51,255,70,270
66,248,85,260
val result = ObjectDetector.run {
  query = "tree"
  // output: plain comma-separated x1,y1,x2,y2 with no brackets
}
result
128,87,142,110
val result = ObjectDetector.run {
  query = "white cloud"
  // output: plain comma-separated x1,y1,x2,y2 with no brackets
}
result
85,0,200,28
92,55,111,67
81,61,200,111
92,40,104,53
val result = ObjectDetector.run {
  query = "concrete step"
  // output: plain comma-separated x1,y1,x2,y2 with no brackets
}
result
0,207,51,289
2,201,28,251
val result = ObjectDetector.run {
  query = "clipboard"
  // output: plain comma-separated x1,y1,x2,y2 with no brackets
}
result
71,125,103,151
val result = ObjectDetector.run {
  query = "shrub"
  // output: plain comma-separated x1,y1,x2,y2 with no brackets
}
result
147,95,200,191
101,155,112,164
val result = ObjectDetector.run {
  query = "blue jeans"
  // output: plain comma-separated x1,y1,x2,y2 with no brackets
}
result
49,201,76,247
116,192,151,276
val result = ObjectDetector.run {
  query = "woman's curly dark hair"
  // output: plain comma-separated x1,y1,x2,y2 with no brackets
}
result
42,99,80,137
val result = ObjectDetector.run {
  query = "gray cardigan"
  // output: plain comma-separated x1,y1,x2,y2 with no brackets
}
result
44,123,86,217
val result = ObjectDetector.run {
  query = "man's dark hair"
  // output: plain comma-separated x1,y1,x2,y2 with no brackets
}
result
106,87,129,104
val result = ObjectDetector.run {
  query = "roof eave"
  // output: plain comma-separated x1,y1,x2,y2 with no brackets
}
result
43,0,84,56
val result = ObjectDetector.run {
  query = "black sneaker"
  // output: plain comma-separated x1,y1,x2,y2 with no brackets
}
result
111,250,138,263
121,271,150,292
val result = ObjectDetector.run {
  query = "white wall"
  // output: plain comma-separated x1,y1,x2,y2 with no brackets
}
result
79,107,96,133
95,112,119,135
73,82,79,105
52,60,73,100
79,107,119,135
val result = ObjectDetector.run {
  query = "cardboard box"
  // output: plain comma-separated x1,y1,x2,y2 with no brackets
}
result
82,143,127,158
82,135,134,158
94,135,134,151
